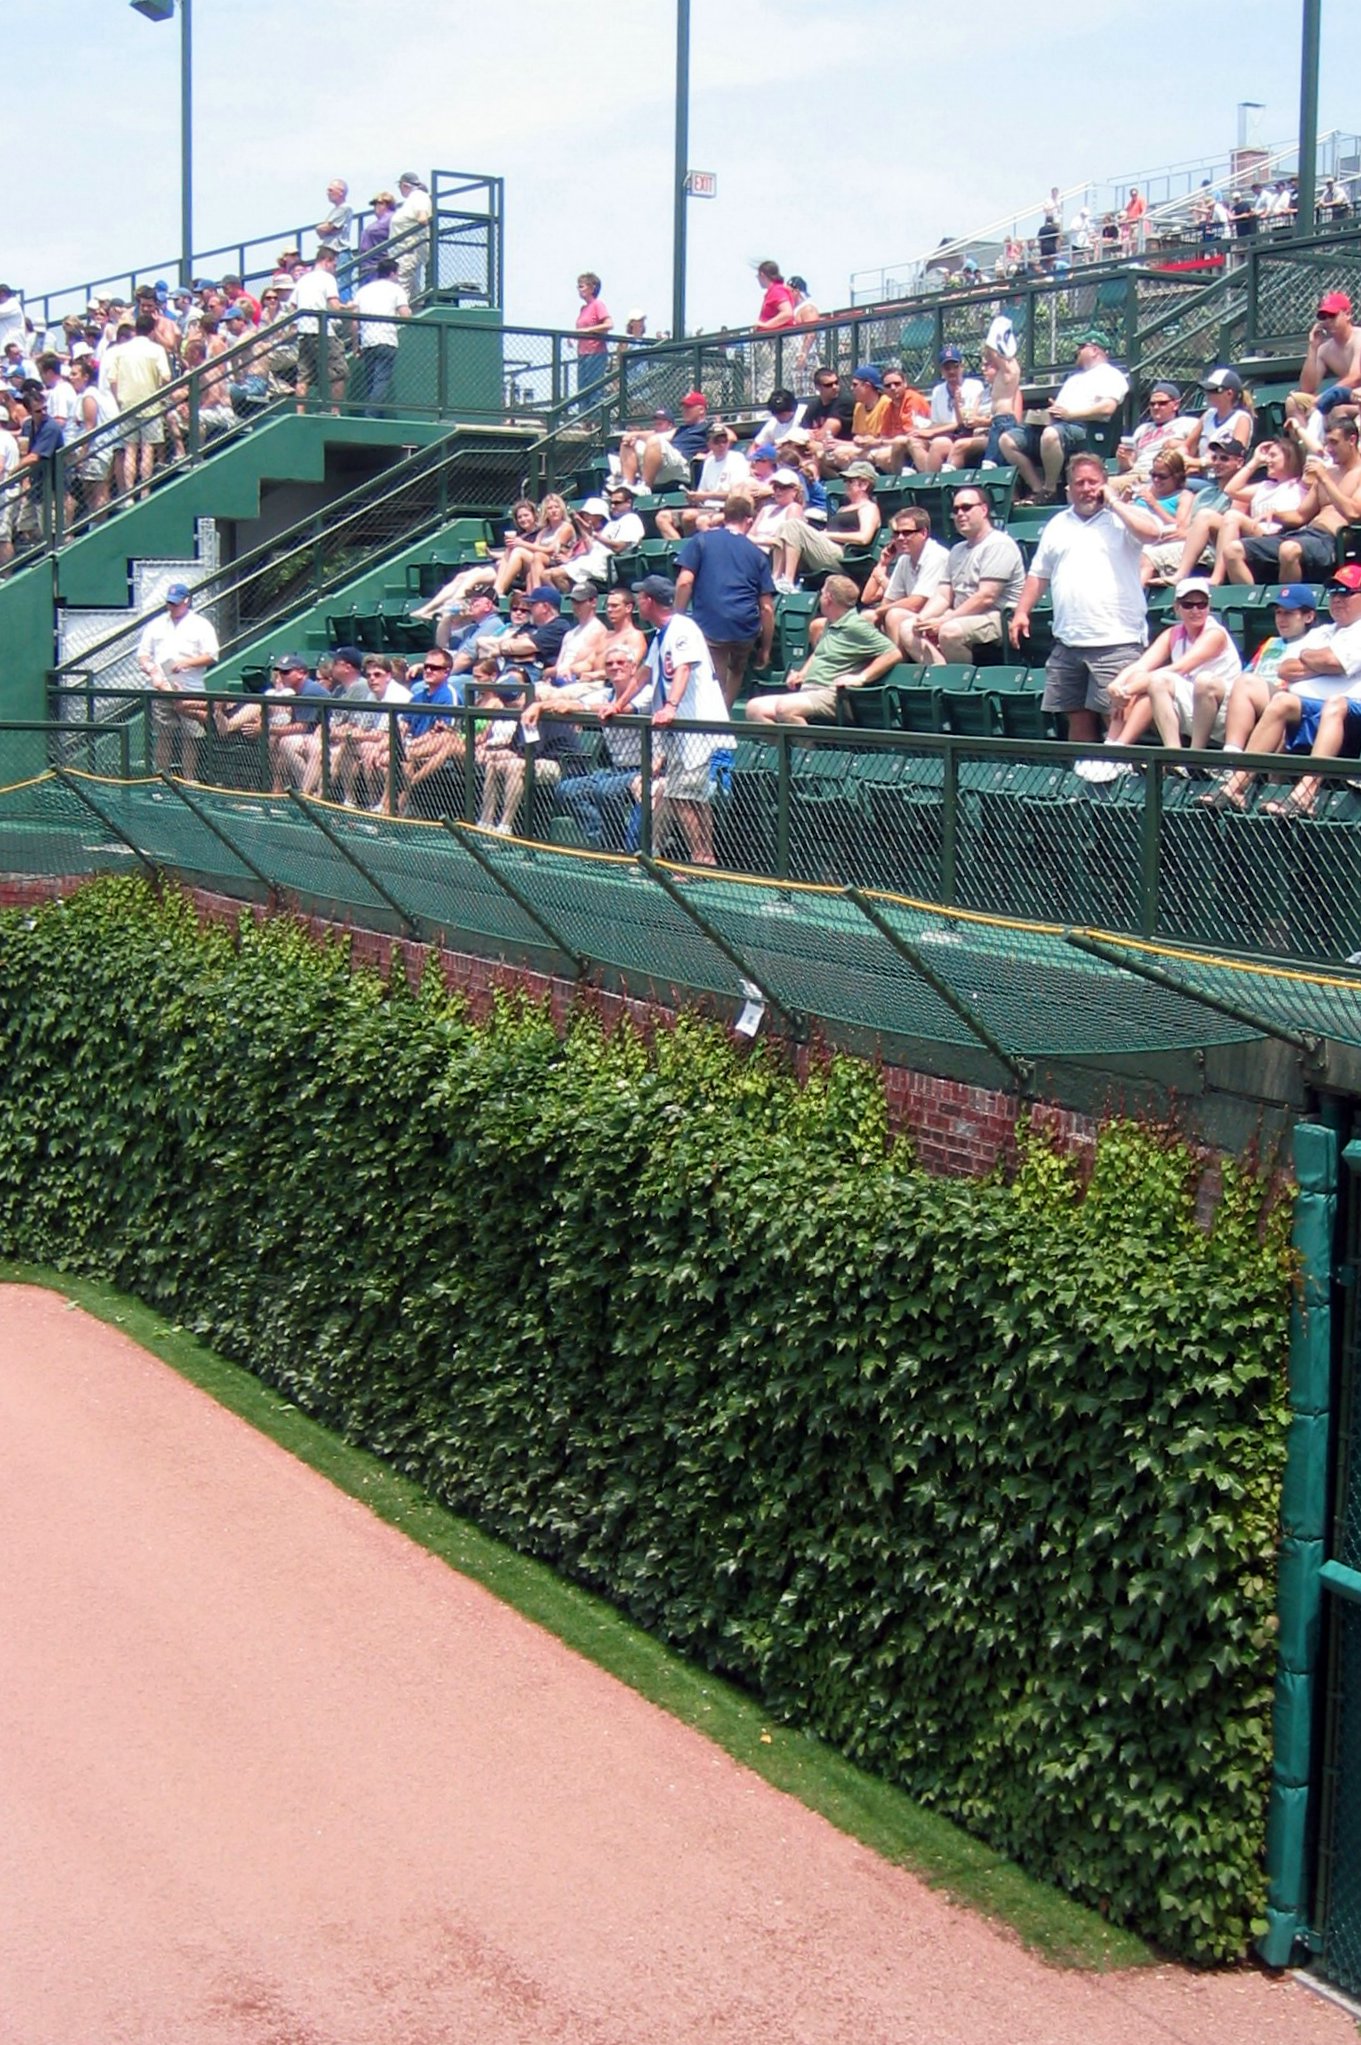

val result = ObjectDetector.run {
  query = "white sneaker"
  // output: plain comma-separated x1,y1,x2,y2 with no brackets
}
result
1073,754,1130,784
774,576,798,595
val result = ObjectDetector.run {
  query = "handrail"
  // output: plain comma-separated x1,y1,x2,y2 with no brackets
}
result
23,169,504,328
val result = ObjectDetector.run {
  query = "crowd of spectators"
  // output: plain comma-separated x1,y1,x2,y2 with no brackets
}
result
0,173,432,558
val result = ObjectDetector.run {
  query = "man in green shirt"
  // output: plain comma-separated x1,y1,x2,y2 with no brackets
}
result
745,574,902,724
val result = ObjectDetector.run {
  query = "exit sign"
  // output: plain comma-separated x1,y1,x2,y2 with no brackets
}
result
685,171,717,199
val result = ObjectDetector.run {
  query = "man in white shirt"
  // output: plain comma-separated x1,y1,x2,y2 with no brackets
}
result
137,581,220,779
292,248,346,411
1112,382,1197,488
599,481,646,558
656,423,751,538
106,311,171,498
999,335,1129,502
352,256,409,414
0,286,26,357
903,488,1026,666
905,348,986,475
390,173,433,297
1009,452,1164,743
606,574,728,865
861,508,948,645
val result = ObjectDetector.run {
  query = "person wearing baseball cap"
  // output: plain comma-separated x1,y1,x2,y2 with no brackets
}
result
1198,586,1322,810
999,334,1130,502
1111,380,1195,490
1304,290,1361,418
907,347,987,476
1207,563,1361,816
1190,367,1253,467
603,573,727,866
656,422,752,539
136,578,219,782
617,388,710,494
770,458,882,593
1090,575,1241,767
822,365,893,475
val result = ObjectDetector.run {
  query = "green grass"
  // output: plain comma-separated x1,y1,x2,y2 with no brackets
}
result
3,1259,1153,1972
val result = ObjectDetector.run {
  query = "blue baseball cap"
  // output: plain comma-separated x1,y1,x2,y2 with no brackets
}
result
526,585,562,606
164,581,191,603
852,362,883,388
1274,584,1318,611
939,345,963,365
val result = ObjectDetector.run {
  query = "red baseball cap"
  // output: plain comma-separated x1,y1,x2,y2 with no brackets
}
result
680,389,707,408
1330,563,1361,592
1318,291,1353,316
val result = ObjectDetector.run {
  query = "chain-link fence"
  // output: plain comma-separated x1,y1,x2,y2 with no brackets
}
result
1246,231,1361,355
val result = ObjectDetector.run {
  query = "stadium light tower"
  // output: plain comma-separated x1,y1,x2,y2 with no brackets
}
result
672,0,690,342
130,0,193,287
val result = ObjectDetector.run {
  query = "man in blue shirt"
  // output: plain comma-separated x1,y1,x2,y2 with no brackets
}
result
674,494,776,706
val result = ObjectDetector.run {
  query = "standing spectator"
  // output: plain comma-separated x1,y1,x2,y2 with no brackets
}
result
902,487,1025,667
315,178,353,257
1009,452,1163,744
358,192,397,284
0,392,22,568
66,357,118,524
105,311,170,500
745,574,902,726
615,575,728,865
37,355,78,436
1121,186,1148,252
137,581,219,781
390,173,433,297
998,335,1128,503
753,262,796,331
1039,189,1063,268
574,272,613,405
353,257,409,415
292,249,345,412
0,285,25,357
674,493,776,707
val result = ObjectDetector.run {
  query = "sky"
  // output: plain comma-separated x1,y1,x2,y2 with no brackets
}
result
13,1,1361,336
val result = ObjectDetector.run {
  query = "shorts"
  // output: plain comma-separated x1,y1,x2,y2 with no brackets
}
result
1243,527,1337,580
660,733,718,801
751,683,841,723
1170,673,1228,743
298,331,347,389
1287,696,1361,753
652,447,691,488
123,416,166,449
1001,421,1089,466
1042,639,1145,716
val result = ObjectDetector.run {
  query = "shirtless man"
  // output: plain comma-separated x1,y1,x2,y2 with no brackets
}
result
602,587,647,671
1302,291,1361,417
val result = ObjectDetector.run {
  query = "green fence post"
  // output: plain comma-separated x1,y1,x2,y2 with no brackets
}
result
637,856,802,1034
1258,1120,1339,1970
638,722,654,859
289,790,419,936
775,728,791,880
444,821,589,976
160,775,279,895
1140,759,1162,937
940,740,958,905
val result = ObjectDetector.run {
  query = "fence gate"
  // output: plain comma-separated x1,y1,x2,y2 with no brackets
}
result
1313,1133,1361,1993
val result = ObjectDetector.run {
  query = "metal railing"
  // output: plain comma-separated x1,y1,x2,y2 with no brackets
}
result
34,693,1361,976
22,170,503,331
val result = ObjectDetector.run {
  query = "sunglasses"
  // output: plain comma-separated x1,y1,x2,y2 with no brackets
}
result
1177,597,1209,609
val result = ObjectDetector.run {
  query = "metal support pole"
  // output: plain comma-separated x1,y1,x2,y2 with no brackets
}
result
637,855,802,1034
845,888,1032,1085
289,791,419,936
672,0,691,343
1298,0,1322,239
161,774,279,895
180,0,194,288
1063,930,1319,1055
444,821,590,977
53,768,159,878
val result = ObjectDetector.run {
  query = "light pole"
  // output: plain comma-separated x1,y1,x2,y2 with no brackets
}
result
131,0,193,287
1298,0,1321,234
672,0,690,342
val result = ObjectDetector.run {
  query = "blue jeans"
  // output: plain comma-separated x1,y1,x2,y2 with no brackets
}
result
1316,382,1355,416
363,345,397,414
556,766,637,848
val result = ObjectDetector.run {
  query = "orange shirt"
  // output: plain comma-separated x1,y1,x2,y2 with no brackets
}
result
882,387,929,434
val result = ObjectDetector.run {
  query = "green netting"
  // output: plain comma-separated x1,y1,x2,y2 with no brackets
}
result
8,768,1361,1064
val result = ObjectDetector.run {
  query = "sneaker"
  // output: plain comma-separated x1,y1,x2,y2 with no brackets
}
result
1073,754,1130,784
773,576,798,595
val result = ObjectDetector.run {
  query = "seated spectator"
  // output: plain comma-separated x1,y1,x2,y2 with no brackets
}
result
1302,291,1361,418
474,665,535,832
348,654,411,810
905,348,986,476
538,499,617,593
412,500,540,622
1198,587,1320,808
656,424,751,538
598,480,645,561
543,580,609,683
602,586,647,670
1111,382,1196,489
747,459,802,554
751,388,806,449
269,653,332,794
1202,435,1310,584
771,461,881,593
617,390,709,491
745,573,902,725
493,494,576,597
399,649,464,813
1098,577,1243,757
1186,368,1253,468
999,335,1129,501
674,493,776,707
802,368,855,462
1143,440,1241,584
780,432,829,522
901,488,1025,667
495,583,571,681
447,587,506,670
1250,414,1361,585
859,508,949,645
555,644,655,849
821,365,893,475
1207,568,1361,816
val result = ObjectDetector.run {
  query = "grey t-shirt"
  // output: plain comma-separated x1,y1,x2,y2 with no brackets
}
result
947,529,1025,609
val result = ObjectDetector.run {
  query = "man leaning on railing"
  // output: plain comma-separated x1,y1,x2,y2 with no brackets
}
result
137,582,219,783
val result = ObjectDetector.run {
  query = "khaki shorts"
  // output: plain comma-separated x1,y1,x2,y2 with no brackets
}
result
1043,640,1144,716
751,683,841,723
